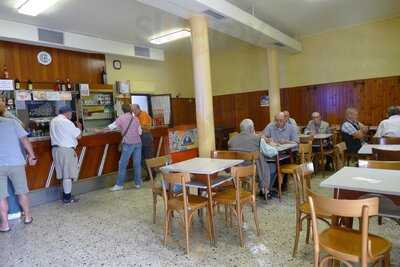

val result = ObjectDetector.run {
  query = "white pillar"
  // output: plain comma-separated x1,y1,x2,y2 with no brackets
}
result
190,15,216,157
267,47,281,121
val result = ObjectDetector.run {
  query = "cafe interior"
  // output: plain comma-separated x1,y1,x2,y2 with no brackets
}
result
1,0,400,266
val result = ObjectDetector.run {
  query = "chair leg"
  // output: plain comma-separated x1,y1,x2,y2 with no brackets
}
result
306,217,311,244
152,193,157,224
384,251,390,267
184,213,190,254
237,207,245,247
292,215,301,257
224,205,228,225
206,206,214,244
163,210,170,246
252,201,261,236
378,216,383,225
278,173,282,200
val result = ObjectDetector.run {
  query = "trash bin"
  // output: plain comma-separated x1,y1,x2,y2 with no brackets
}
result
7,178,22,220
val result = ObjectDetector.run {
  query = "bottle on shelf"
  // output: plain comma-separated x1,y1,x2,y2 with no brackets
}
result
101,67,107,84
66,78,72,91
3,65,9,79
27,80,33,90
60,80,66,91
14,78,20,90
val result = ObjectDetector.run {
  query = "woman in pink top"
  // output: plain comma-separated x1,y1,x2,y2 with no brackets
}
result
110,104,142,191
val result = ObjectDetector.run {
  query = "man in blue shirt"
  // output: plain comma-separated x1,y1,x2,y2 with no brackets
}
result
263,112,299,144
0,103,37,232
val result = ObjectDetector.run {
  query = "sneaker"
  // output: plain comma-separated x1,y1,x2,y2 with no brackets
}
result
110,185,124,192
135,184,141,189
63,196,79,204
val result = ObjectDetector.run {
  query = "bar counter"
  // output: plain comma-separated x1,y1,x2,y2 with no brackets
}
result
26,127,169,191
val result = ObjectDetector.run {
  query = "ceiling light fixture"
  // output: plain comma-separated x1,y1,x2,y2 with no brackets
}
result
149,29,191,45
16,0,60,16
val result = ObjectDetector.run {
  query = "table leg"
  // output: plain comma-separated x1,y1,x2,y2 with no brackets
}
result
206,174,216,246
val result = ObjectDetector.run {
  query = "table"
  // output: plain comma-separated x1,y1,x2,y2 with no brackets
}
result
358,144,400,156
321,167,400,227
161,157,243,245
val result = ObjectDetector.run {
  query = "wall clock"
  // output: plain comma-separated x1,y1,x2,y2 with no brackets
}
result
113,60,122,70
37,51,52,65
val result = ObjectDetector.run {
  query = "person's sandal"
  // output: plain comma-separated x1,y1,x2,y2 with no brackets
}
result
24,217,33,225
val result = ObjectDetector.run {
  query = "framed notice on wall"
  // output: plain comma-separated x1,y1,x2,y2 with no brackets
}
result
150,94,172,127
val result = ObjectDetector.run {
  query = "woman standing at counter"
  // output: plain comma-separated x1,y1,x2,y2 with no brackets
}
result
110,104,142,191
0,103,36,232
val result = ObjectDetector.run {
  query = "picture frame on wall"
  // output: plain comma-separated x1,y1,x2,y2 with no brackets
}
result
113,60,122,70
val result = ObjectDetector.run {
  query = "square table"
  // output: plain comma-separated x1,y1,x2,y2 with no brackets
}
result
358,144,400,156
161,157,244,245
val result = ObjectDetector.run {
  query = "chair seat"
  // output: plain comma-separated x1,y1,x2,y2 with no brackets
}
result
214,189,252,205
168,195,208,210
320,228,391,263
280,164,299,174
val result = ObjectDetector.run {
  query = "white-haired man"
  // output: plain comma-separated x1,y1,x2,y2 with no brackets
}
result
304,112,331,135
229,119,277,200
341,108,368,154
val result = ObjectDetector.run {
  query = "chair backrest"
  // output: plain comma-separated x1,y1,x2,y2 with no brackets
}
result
308,191,379,266
211,150,259,163
145,155,172,189
292,165,312,210
371,136,400,145
372,148,400,161
334,142,347,169
298,142,313,163
300,135,313,144
161,172,191,211
231,164,257,204
358,159,400,170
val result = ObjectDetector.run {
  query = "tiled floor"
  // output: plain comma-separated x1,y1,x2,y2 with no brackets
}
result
1,174,399,267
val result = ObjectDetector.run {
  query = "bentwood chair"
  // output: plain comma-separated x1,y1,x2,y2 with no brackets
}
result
372,148,400,161
145,155,172,224
308,192,391,267
358,159,400,225
213,165,261,247
333,142,347,170
161,172,213,254
280,142,314,199
371,137,400,145
292,164,330,257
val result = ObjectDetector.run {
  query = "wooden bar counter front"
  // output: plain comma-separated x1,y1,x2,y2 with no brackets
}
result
26,128,169,191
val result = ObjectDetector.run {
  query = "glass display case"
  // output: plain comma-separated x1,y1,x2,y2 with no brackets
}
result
82,92,115,129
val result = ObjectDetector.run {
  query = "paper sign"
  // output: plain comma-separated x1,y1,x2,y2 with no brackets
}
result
32,91,47,101
15,90,32,101
79,84,90,97
60,91,72,101
0,79,14,91
46,91,60,101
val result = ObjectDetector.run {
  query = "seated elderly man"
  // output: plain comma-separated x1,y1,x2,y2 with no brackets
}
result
304,112,331,135
283,110,299,134
228,119,277,200
341,107,368,154
264,112,299,144
375,106,400,137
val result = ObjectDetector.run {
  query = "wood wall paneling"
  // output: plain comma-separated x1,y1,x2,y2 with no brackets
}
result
0,40,105,84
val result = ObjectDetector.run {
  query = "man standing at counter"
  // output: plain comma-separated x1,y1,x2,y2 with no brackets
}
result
0,102,36,232
50,106,82,204
132,104,154,176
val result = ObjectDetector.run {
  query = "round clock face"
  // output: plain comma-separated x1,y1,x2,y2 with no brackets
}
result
37,51,52,65
113,60,121,70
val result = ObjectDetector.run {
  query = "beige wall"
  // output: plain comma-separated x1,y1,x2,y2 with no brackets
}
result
281,16,400,88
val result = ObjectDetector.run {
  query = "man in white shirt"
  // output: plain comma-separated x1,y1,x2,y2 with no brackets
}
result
50,106,82,204
375,106,400,138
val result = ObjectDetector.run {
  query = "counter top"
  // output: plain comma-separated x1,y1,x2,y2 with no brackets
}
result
28,129,120,142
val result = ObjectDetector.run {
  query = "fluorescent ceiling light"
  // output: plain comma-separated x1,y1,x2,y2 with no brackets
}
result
17,0,60,16
149,29,191,45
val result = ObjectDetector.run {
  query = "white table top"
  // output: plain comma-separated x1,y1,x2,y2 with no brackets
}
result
320,167,400,196
272,143,298,152
160,157,244,175
358,144,400,155
300,133,333,139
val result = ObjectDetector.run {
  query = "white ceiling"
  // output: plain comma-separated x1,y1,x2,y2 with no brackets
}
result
0,0,399,53
226,0,400,38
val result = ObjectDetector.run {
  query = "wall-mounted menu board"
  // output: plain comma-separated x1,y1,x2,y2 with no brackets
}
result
150,94,172,127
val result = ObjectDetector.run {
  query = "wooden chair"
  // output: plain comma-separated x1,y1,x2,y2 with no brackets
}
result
308,192,391,267
300,135,313,144
371,136,400,145
358,160,400,225
333,142,347,170
372,148,400,161
145,155,172,224
280,142,314,199
292,164,330,257
161,172,213,254
213,165,261,247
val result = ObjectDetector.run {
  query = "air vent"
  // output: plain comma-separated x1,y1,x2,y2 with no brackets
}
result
134,46,150,58
273,42,285,48
38,28,64,45
203,9,225,20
